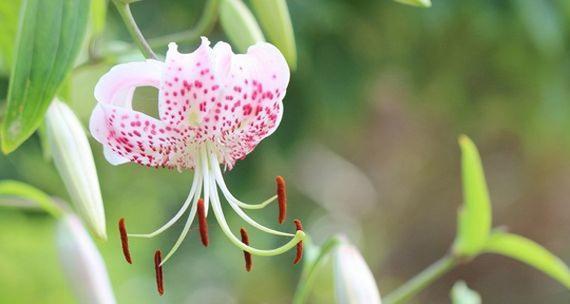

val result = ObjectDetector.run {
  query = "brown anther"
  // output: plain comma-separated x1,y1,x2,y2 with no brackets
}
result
197,199,209,247
293,219,303,265
154,250,164,295
118,218,132,264
240,228,253,272
276,176,287,224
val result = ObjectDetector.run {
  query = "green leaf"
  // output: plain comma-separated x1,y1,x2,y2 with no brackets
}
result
393,0,431,8
1,0,90,154
90,0,107,38
450,281,481,304
250,0,297,70
453,135,492,257
219,0,265,53
0,0,22,74
0,180,63,218
484,231,570,289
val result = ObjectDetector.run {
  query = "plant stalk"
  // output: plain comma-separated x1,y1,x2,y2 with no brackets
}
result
113,1,158,59
148,0,220,48
292,236,342,304
383,254,458,304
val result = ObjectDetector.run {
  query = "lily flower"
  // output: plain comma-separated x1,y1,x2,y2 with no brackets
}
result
89,37,305,293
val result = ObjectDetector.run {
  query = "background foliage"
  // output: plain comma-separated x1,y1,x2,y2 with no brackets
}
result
1,0,570,303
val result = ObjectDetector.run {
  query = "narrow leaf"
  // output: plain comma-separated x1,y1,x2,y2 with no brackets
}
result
0,179,63,217
219,0,265,53
0,0,22,74
450,281,481,304
1,0,90,154
484,231,570,289
453,135,492,257
250,0,297,69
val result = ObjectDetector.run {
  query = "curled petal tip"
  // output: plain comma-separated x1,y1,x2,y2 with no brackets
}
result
199,36,211,46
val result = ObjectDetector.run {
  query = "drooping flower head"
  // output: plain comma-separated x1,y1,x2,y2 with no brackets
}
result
89,37,304,294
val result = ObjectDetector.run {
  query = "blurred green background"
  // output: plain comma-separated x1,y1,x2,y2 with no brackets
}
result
1,0,570,303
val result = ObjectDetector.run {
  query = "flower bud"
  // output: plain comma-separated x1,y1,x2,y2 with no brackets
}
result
56,214,116,304
250,0,297,69
45,99,107,239
394,0,431,8
219,0,265,52
333,239,382,304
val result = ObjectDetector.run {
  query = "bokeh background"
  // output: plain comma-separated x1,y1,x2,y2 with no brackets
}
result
1,0,570,303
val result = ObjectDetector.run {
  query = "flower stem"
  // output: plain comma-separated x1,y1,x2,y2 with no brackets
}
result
148,0,220,48
383,255,458,304
113,0,158,59
292,236,342,304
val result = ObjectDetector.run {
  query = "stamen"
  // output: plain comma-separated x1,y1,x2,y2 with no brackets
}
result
211,156,277,210
154,250,164,295
293,219,303,265
118,218,132,264
211,160,293,237
128,172,201,239
240,228,253,272
276,176,287,224
210,177,306,256
198,198,209,247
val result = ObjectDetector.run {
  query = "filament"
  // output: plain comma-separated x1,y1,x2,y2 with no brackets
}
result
209,174,305,256
128,169,201,239
210,154,294,237
160,185,201,265
211,156,278,210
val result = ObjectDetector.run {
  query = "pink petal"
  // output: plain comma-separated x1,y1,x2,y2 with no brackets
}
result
92,60,164,165
94,60,163,107
89,104,192,169
211,42,289,166
158,38,217,127
157,38,289,167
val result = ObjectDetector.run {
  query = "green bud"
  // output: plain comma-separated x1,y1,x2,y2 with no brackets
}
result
219,0,265,53
45,99,107,240
394,0,431,8
250,0,297,70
